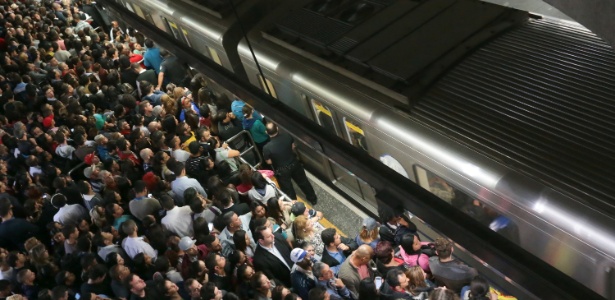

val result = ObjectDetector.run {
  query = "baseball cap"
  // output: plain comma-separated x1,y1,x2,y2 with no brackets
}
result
362,217,379,231
291,202,306,217
290,248,307,263
83,167,93,179
179,236,196,251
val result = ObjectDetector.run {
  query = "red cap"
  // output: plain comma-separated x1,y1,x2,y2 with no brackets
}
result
42,116,54,128
84,153,95,165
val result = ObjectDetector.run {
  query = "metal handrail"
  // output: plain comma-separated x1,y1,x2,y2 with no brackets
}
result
225,129,263,169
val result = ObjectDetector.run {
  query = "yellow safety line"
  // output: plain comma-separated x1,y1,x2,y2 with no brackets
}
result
270,176,348,237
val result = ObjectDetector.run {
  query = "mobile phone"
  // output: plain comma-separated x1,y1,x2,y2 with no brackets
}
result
147,193,152,198
374,276,383,289
208,223,214,231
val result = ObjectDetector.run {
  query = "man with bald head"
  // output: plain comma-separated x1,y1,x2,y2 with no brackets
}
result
337,244,375,299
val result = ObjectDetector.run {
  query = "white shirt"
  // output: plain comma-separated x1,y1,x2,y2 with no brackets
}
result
161,206,194,238
0,267,13,280
53,204,88,226
172,149,191,163
171,176,207,205
259,242,290,270
247,185,277,204
122,236,158,259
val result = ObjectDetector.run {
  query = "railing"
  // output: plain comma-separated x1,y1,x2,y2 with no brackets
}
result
225,130,263,169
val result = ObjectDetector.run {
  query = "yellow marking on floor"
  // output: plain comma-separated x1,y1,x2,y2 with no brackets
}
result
296,196,348,238
270,175,348,237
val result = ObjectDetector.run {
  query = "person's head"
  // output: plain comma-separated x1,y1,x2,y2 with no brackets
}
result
271,285,291,300
232,229,249,252
200,282,222,300
353,244,374,266
428,287,461,300
124,273,146,294
313,262,334,281
87,264,107,283
374,240,394,264
222,211,241,231
358,278,379,299
307,285,328,300
265,122,279,137
359,217,380,241
51,285,68,300
405,265,428,290
110,264,130,283
160,194,176,211
400,233,422,255
293,215,313,239
320,228,340,248
17,269,35,285
106,252,124,267
0,198,12,218
184,278,202,299
254,225,274,248
121,219,138,236
434,238,453,260
386,269,409,292
252,201,268,219
62,224,78,241
468,276,491,300
204,252,226,275
179,236,198,257
250,272,271,294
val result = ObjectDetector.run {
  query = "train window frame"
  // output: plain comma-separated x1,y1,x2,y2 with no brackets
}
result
343,117,368,151
257,75,278,99
309,98,339,135
131,4,145,19
123,2,135,13
181,28,192,48
162,17,188,46
208,47,223,66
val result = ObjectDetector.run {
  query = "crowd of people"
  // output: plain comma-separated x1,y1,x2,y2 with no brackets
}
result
0,0,504,300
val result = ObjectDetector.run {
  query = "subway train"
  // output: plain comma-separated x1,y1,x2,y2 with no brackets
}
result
104,0,615,297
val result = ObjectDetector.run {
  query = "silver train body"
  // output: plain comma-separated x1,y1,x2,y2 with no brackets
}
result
106,0,615,297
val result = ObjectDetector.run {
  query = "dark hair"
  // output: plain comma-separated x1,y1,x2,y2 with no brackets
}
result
200,282,217,299
307,285,327,300
469,276,491,300
87,264,107,280
374,241,394,264
358,278,380,300
400,233,420,255
251,171,267,189
386,269,404,288
0,198,12,216
321,228,336,246
204,252,218,274
232,230,248,252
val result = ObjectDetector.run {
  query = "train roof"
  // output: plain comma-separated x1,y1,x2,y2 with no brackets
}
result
413,18,615,216
262,0,527,101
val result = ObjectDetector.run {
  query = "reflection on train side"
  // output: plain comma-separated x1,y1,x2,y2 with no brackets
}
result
415,165,520,245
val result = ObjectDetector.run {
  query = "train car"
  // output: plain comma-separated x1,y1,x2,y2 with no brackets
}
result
105,0,279,81
236,0,615,298
104,0,615,297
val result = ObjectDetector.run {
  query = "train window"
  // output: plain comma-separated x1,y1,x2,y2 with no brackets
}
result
181,29,192,47
124,2,134,13
310,99,338,134
343,117,368,151
414,165,457,203
257,75,278,99
380,155,409,178
208,47,223,66
131,4,145,19
164,19,183,41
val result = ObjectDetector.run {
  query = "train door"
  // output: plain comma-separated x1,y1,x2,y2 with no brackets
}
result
161,17,190,46
339,116,377,209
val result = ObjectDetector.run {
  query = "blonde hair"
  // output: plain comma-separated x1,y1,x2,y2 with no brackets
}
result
24,237,42,253
293,215,310,240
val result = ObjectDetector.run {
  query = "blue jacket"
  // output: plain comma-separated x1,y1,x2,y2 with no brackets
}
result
143,48,162,74
290,269,315,300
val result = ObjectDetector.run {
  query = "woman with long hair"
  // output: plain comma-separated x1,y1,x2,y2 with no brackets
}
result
154,278,183,300
406,265,435,300
399,233,431,274
233,229,255,259
247,171,276,204
358,278,380,300
266,197,292,231
293,215,325,256
236,264,256,300
29,244,59,288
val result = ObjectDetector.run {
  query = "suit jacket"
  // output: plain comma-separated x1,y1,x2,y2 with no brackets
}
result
253,235,293,287
321,236,358,268
220,202,250,217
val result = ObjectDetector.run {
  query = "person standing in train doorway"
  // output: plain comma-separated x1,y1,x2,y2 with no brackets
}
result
263,123,317,205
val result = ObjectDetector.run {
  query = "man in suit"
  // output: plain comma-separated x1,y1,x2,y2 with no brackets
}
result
253,225,293,287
